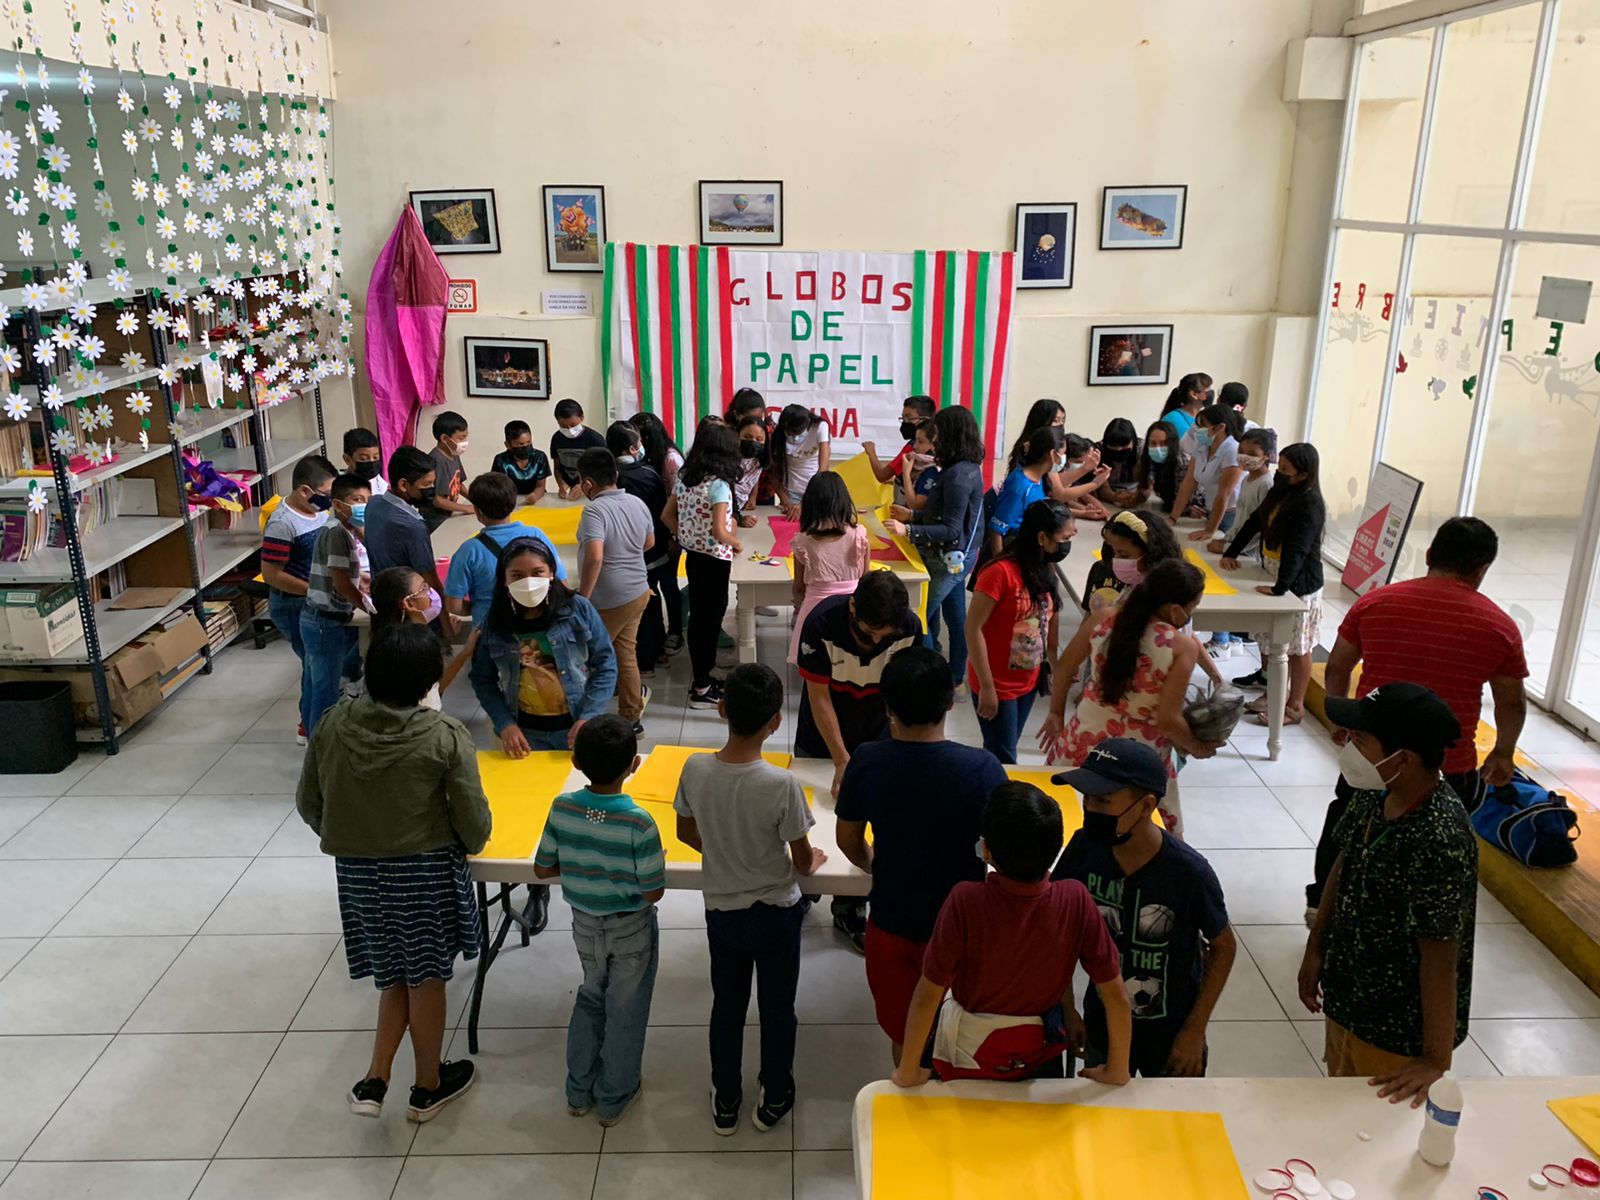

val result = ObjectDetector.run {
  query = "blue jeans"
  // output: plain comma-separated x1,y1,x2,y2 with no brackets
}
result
974,689,1036,764
520,725,573,751
706,900,805,1103
923,560,969,684
267,590,305,661
567,906,659,1118
299,607,359,738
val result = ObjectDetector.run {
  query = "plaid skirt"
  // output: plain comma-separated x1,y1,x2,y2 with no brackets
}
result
335,847,480,989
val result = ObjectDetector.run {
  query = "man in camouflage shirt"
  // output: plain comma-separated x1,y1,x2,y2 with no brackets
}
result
1299,682,1477,1107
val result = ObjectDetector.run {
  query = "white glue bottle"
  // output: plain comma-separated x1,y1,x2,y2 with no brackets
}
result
1418,1074,1463,1166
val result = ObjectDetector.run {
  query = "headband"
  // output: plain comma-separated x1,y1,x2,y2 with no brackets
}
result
1111,511,1149,539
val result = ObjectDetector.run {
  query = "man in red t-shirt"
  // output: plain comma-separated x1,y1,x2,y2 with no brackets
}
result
1312,517,1527,914
891,781,1132,1087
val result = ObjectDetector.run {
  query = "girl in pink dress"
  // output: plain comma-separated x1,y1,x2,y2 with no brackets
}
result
788,470,870,663
1036,559,1223,838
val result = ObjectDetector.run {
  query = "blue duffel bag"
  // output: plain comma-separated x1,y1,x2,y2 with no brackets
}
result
1466,768,1580,868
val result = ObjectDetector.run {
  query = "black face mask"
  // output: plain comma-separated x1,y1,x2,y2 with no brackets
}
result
899,420,919,442
1041,542,1070,564
1103,445,1136,461
509,445,532,461
309,490,333,512
740,438,769,465
413,485,437,508
1081,804,1138,847
351,460,381,482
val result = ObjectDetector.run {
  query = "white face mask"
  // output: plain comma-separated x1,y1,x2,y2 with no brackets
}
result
451,438,469,454
617,452,639,465
508,576,552,609
1338,740,1401,791
559,424,585,439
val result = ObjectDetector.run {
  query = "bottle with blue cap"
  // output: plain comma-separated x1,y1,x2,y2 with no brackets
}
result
1418,1073,1462,1166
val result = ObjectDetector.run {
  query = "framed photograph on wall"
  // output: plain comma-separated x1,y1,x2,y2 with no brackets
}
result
464,337,549,400
1088,324,1173,386
1100,185,1187,250
1013,202,1076,289
698,180,783,246
542,185,606,273
410,189,501,255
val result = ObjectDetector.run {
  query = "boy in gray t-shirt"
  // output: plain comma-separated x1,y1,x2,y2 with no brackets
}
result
674,663,827,1137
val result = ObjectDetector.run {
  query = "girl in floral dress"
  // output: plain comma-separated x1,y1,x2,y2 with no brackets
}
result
1037,559,1223,838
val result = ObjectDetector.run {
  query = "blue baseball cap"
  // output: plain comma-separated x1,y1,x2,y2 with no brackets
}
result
1053,737,1167,796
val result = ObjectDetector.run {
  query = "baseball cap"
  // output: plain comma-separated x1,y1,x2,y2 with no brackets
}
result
1053,737,1167,797
1324,682,1461,758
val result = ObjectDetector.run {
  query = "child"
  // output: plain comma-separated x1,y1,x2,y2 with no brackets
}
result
674,662,828,1134
788,470,869,664
364,446,443,589
732,415,769,527
369,568,478,709
551,398,607,498
1054,738,1236,1078
862,394,936,486
298,622,490,1123
425,411,475,532
770,403,831,516
343,427,388,495
892,781,1132,1087
899,419,938,512
300,472,370,734
575,447,656,733
261,454,336,743
1208,427,1276,556
1059,434,1111,521
724,385,771,431
533,715,665,1126
490,419,551,505
444,472,566,628
662,423,743,708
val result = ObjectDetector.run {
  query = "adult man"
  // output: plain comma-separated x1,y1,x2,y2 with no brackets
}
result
1299,683,1477,1106
1312,516,1525,915
1053,739,1235,1078
575,448,655,735
835,647,1007,1059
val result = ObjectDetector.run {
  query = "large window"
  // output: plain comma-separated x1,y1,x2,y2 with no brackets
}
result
1305,0,1600,719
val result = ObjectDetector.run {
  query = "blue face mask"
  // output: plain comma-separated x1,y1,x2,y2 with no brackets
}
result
348,502,366,527
1148,446,1170,465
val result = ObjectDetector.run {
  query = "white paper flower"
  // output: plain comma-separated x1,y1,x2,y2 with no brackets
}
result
169,127,183,152
175,178,194,202
66,364,91,389
42,147,70,173
209,134,225,156
26,485,46,513
194,295,215,316
93,193,114,219
154,216,176,239
223,242,242,262
156,364,178,385
0,130,18,157
41,384,64,411
64,262,88,290
46,278,73,305
158,252,180,275
185,252,203,273
0,346,19,373
151,183,169,208
116,89,134,114
75,68,95,96
123,0,139,21
130,178,149,202
49,183,75,212
137,116,161,143
0,155,18,182
101,234,126,258
223,99,241,121
105,267,132,294
37,106,60,133
15,231,33,256
84,441,109,466
120,128,138,155
121,350,146,371
18,283,46,311
80,336,105,361
181,212,198,235
89,403,113,429
68,299,95,325
30,340,54,367
240,352,258,373
126,392,151,415
58,222,79,250
4,190,26,217
148,309,171,329
29,174,49,202
3,392,30,421
114,312,139,337
225,370,243,392
162,85,181,111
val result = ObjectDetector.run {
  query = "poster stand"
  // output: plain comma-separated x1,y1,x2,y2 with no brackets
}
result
1340,462,1424,596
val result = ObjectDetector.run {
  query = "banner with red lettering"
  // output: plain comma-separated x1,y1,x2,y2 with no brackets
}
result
601,244,1017,477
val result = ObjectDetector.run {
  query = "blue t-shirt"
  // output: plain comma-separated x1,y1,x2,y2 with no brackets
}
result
444,521,568,626
363,490,435,578
914,466,939,499
834,738,1009,942
1163,409,1197,442
1053,830,1229,1050
988,468,1047,537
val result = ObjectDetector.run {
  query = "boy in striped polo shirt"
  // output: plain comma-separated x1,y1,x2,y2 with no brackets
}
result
533,715,666,1126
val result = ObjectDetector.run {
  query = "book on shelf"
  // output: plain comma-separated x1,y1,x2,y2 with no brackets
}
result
0,498,48,562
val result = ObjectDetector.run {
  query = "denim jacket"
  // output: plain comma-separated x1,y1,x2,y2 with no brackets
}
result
468,592,618,733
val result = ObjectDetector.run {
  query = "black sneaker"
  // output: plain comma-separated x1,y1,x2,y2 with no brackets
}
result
631,720,645,737
407,1059,476,1123
347,1076,386,1118
752,1086,794,1132
688,682,724,710
712,1087,741,1136
1231,667,1267,689
832,901,867,956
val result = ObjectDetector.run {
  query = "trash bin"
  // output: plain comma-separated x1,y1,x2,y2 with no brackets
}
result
0,680,78,774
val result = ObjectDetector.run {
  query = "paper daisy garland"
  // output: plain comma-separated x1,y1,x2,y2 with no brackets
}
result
3,391,28,421
25,483,46,514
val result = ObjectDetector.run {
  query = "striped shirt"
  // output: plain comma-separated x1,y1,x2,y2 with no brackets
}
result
305,521,360,617
1338,575,1528,775
260,501,326,586
534,788,666,916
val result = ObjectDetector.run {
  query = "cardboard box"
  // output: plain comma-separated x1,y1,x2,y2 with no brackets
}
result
0,640,165,728
0,585,82,661
132,612,208,673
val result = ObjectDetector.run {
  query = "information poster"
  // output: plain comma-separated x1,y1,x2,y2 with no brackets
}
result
1341,463,1423,596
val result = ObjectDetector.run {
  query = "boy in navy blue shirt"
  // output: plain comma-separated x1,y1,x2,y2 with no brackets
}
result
1053,738,1236,1077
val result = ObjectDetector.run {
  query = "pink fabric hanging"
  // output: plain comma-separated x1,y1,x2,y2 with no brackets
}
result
364,206,449,462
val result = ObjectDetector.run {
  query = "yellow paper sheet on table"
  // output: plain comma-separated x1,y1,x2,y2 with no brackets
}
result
1549,1093,1600,1156
626,744,794,805
1006,767,1084,838
1184,548,1238,596
510,503,586,545
837,452,893,510
871,1095,1249,1200
473,750,577,860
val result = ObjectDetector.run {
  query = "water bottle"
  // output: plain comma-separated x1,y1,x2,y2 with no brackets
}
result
1418,1073,1462,1166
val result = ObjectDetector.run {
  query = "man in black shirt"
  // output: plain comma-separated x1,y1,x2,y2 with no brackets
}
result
608,420,670,673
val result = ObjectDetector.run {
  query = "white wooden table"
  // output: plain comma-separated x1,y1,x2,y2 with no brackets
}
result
853,1075,1600,1198
1059,518,1306,761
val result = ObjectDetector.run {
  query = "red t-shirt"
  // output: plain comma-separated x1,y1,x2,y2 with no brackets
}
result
968,558,1054,700
889,443,912,476
923,873,1121,1016
1338,575,1528,775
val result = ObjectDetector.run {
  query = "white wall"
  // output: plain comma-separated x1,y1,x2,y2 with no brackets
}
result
322,0,1324,473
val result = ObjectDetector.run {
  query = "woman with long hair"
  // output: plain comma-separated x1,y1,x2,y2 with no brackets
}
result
1157,372,1214,445
1135,420,1183,513
1221,442,1326,722
987,426,1065,558
467,538,617,756
662,422,744,707
885,404,986,684
630,409,686,655
1005,398,1066,472
770,403,831,515
964,499,1073,763
1038,559,1223,838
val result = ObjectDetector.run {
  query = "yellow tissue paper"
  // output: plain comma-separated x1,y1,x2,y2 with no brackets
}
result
626,744,794,805
473,751,578,860
1184,548,1239,597
1549,1093,1600,1157
510,503,586,545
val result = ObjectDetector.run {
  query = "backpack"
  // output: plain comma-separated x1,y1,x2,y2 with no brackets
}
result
1466,769,1580,868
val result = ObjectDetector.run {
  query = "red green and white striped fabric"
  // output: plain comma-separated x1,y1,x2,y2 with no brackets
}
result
602,244,1017,479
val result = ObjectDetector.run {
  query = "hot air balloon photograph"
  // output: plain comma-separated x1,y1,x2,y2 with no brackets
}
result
542,184,607,273
699,179,784,245
1099,184,1188,250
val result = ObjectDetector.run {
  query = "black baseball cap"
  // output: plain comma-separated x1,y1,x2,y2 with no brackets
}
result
1324,682,1461,758
1053,737,1167,796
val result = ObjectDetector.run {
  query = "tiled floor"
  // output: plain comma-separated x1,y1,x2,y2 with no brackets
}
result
4,622,1600,1199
